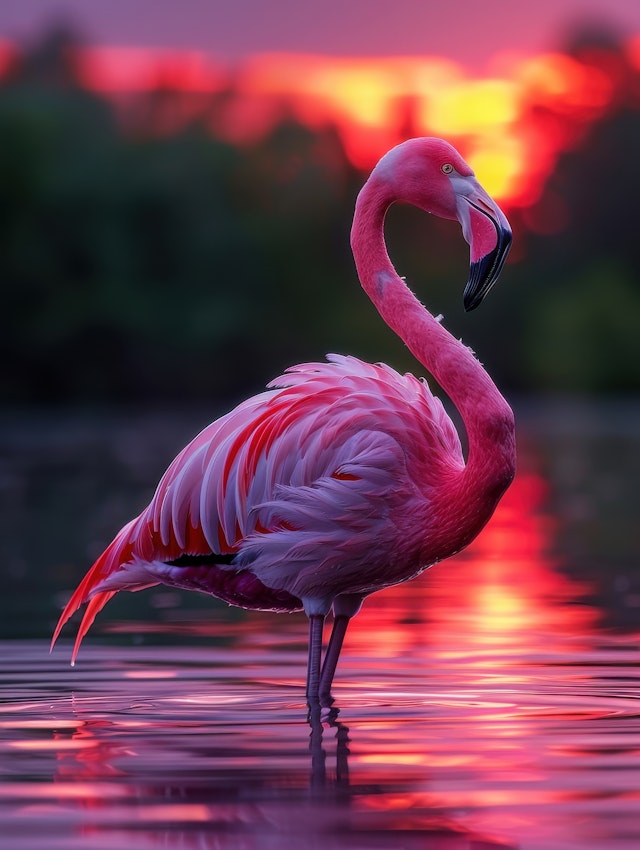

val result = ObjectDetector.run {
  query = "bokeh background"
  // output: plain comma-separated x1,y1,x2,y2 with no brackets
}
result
2,1,640,404
1,1,639,641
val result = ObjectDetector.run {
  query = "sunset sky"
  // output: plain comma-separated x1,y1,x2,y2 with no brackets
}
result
1,1,638,210
1,0,639,69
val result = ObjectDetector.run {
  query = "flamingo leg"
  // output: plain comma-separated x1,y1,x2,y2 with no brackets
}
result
306,614,325,699
318,615,350,698
318,594,364,698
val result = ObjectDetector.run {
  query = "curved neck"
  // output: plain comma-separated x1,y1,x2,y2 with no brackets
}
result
351,175,516,495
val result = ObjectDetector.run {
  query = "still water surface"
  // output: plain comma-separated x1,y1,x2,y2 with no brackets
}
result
1,401,639,849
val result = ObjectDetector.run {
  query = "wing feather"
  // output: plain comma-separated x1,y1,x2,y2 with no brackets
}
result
53,354,464,655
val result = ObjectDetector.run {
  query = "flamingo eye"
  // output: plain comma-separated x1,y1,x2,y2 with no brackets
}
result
441,163,453,174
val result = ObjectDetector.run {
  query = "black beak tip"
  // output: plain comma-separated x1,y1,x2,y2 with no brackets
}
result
463,290,482,312
463,261,488,312
463,225,512,313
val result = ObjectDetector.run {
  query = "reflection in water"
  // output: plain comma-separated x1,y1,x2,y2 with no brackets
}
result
2,636,639,850
346,466,599,690
1,414,640,849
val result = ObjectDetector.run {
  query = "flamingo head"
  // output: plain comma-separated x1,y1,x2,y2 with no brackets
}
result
374,138,512,311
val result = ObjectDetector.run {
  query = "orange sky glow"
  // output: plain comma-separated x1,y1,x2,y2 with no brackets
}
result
1,35,638,211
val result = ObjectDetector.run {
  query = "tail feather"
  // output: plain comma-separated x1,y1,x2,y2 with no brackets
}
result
70,591,117,665
51,518,140,660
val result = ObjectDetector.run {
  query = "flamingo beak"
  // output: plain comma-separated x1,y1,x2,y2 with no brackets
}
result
454,177,512,312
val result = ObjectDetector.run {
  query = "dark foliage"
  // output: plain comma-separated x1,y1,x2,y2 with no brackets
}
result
2,27,640,404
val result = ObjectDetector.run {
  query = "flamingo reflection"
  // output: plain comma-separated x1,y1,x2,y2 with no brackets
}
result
48,696,517,850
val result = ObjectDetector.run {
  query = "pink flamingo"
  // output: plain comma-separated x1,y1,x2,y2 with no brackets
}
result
52,138,516,699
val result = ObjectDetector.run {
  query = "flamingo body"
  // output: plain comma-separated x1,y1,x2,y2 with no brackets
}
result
53,138,516,698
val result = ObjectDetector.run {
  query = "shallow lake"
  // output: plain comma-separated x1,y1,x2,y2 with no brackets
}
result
1,400,639,849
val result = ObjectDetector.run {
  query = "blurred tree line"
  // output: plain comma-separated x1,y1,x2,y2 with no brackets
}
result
1,25,640,406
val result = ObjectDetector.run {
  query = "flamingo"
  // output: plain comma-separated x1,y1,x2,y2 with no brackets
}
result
52,138,516,700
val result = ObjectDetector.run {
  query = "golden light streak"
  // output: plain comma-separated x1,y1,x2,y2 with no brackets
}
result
466,136,528,201
428,78,518,134
123,669,178,679
357,753,428,765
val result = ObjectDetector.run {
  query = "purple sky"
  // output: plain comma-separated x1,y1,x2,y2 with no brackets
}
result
1,0,639,70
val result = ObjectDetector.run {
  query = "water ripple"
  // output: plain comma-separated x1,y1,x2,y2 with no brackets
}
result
1,632,639,850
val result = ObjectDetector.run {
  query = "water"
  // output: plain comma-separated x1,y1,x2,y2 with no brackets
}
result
1,401,640,849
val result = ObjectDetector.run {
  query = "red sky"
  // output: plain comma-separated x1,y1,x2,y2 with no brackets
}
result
1,0,639,71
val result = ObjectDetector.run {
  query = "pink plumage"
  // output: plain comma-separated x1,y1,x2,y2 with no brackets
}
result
52,137,516,699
